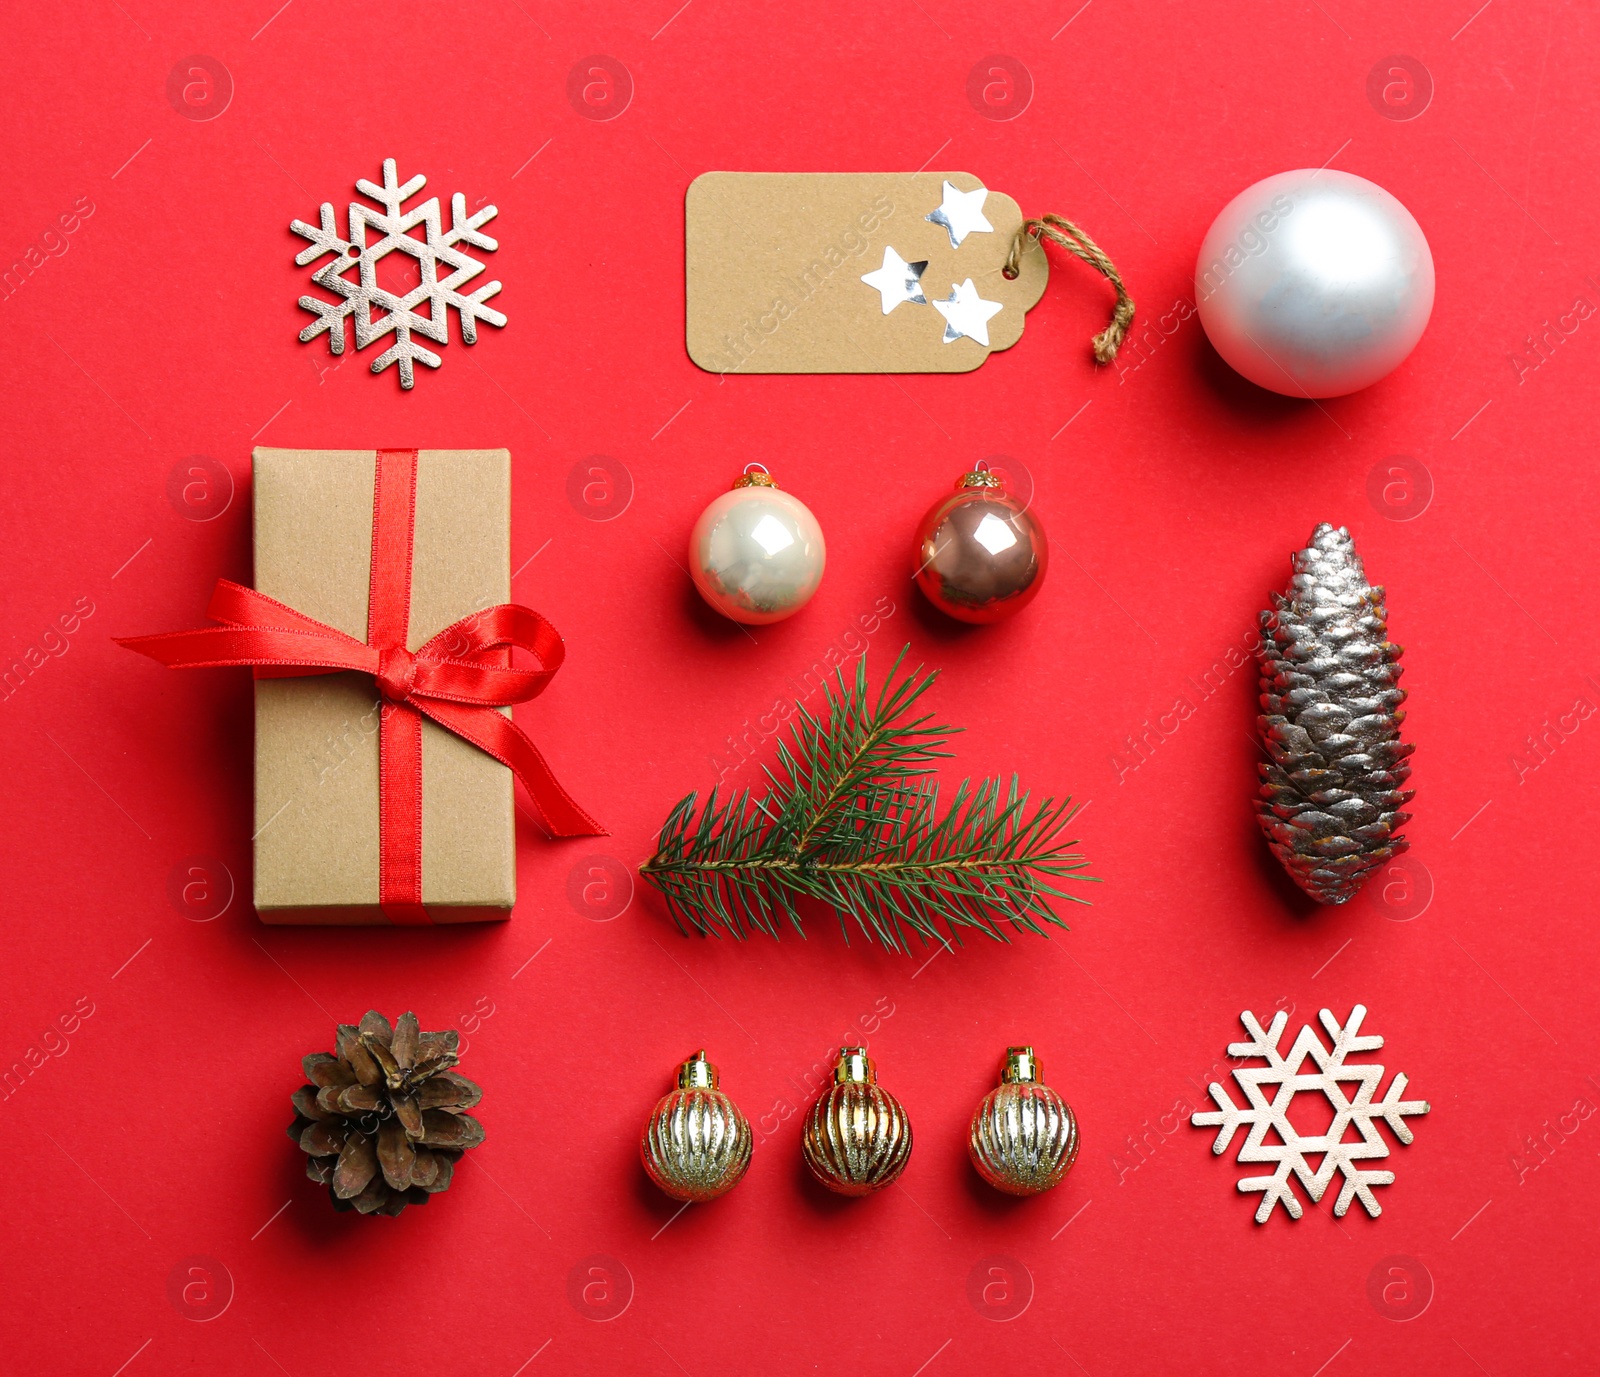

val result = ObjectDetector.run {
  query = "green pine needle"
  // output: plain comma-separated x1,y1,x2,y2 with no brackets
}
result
640,646,1096,953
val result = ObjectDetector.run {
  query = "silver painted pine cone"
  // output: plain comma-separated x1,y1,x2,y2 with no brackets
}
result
969,1047,1079,1196
640,1050,753,1202
1256,524,1414,904
801,1047,912,1196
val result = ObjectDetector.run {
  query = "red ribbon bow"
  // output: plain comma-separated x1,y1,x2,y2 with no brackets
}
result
117,448,603,924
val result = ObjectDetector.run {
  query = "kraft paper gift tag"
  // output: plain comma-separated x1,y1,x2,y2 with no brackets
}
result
686,171,1133,376
686,172,1048,375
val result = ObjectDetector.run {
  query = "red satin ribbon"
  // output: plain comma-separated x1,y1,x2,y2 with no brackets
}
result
117,449,604,923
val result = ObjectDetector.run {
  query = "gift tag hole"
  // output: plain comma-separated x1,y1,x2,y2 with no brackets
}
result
1001,265,1019,281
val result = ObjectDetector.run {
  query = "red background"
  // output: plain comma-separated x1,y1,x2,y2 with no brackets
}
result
3,1,1597,1372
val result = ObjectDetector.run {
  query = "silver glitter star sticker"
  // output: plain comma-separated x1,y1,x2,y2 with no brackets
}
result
932,279,1004,346
860,246,929,314
925,180,994,249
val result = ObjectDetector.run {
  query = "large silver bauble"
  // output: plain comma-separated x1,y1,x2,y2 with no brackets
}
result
1195,169,1434,397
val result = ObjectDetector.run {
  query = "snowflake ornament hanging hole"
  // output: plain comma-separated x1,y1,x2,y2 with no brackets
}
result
291,159,506,389
1191,1005,1429,1224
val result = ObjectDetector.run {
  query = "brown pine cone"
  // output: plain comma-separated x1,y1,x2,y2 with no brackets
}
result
288,1010,484,1217
1255,523,1414,905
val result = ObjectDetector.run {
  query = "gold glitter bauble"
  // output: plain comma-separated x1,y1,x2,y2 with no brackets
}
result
801,1047,912,1196
640,1050,753,1203
968,1046,1079,1196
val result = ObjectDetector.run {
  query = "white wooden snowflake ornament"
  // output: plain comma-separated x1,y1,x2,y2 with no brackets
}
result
1192,1005,1430,1223
291,158,506,388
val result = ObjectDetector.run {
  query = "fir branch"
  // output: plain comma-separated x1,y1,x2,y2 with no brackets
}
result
640,647,1096,953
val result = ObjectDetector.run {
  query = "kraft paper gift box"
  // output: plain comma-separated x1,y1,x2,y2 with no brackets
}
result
251,447,514,924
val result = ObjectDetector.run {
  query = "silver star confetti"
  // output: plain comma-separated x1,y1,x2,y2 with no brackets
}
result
925,180,994,249
932,279,1004,346
860,246,929,314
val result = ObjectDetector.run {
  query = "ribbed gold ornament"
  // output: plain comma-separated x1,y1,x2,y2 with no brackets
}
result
801,1047,912,1196
968,1046,1079,1196
640,1050,753,1203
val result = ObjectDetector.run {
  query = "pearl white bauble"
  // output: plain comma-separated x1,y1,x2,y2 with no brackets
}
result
1195,169,1434,397
689,474,825,625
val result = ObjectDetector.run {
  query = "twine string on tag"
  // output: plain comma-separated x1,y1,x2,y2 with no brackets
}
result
1004,214,1135,365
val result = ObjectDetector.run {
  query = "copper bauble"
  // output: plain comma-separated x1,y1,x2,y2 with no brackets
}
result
640,1050,753,1202
968,1046,1079,1196
801,1047,912,1196
913,470,1046,623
